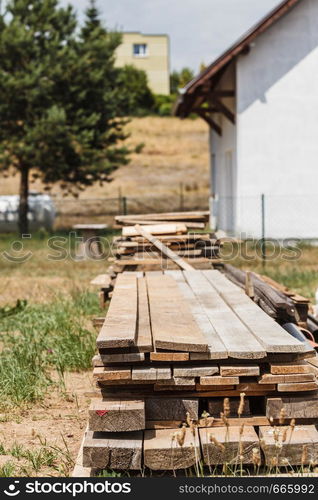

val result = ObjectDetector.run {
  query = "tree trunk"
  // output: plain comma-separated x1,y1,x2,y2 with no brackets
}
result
18,167,29,235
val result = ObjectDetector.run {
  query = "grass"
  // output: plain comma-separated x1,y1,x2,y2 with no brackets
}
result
0,290,99,407
0,437,74,477
222,241,318,299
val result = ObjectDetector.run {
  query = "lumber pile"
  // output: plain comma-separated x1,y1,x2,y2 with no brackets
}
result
114,211,210,229
75,270,318,475
223,265,311,327
111,221,222,274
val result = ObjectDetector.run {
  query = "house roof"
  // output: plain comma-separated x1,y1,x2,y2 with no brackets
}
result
175,0,302,118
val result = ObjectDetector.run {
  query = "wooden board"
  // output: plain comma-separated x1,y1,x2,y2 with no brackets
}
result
277,382,318,392
166,270,228,359
266,395,318,420
270,361,313,374
150,352,189,362
83,431,143,469
203,270,306,354
90,274,112,288
259,373,315,384
92,353,145,366
184,271,266,359
200,376,239,386
199,426,259,465
146,274,208,352
93,367,131,381
96,274,137,349
123,223,187,237
136,277,153,352
144,428,201,470
114,258,214,272
220,365,260,377
259,425,318,466
145,398,198,421
236,382,276,392
135,224,194,271
173,365,219,377
132,367,171,381
155,377,196,386
89,400,145,432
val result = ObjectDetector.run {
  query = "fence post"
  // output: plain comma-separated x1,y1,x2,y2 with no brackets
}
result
122,196,127,215
179,182,184,212
261,193,266,266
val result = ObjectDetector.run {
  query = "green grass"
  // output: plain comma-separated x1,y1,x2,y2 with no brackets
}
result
0,290,99,408
0,438,74,477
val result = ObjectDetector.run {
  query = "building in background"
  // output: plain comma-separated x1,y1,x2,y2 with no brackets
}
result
175,0,318,239
115,32,170,95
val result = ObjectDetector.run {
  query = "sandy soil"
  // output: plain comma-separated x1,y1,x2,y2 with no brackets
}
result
0,371,94,477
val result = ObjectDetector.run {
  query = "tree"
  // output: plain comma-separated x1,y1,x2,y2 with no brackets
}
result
116,65,155,116
170,67,195,94
0,0,131,234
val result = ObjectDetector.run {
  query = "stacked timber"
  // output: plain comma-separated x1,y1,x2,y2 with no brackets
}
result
223,265,310,327
114,211,210,229
76,270,318,475
111,222,222,274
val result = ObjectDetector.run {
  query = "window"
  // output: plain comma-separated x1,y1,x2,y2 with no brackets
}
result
133,43,148,57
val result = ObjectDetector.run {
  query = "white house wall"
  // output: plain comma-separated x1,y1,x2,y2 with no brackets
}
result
210,64,237,234
236,0,318,239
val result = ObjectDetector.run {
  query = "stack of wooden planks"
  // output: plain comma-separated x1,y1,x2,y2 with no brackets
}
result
223,264,311,327
76,269,318,475
111,222,222,274
114,211,210,229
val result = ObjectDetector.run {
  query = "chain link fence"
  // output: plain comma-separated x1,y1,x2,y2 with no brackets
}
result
53,193,209,229
213,194,318,240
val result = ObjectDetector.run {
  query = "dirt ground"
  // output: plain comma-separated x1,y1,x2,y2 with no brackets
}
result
0,117,210,200
0,371,94,477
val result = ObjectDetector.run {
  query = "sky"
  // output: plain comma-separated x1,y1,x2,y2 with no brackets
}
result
64,0,282,71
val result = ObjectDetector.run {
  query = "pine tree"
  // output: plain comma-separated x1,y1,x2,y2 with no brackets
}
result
0,0,130,234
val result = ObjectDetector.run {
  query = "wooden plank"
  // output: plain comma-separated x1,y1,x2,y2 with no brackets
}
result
90,274,112,288
199,426,259,465
92,353,145,366
220,365,260,377
184,271,266,359
155,377,196,386
266,395,318,420
72,426,95,478
146,416,268,429
89,400,145,432
96,274,137,349
135,224,194,271
150,352,189,362
83,431,143,469
237,382,276,392
123,223,187,237
277,382,318,392
145,398,198,421
166,270,228,359
136,277,153,352
203,270,306,354
93,366,131,381
144,428,201,470
259,373,315,384
200,376,239,386
146,274,209,352
114,258,215,272
270,361,314,374
132,367,171,381
173,365,219,377
259,425,318,466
